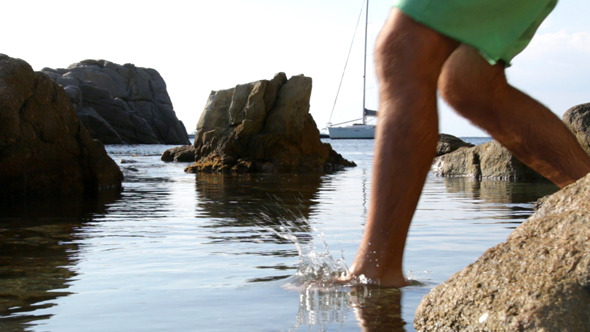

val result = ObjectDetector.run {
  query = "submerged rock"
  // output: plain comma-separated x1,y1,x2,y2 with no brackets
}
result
563,102,590,155
414,172,590,331
0,54,123,199
42,60,190,145
163,73,355,173
432,140,547,182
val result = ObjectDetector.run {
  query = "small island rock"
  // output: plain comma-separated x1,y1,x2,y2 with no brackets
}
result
163,73,355,173
0,54,123,199
42,60,190,145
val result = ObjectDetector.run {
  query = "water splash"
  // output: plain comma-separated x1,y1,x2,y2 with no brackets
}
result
268,219,383,289
269,220,412,330
281,227,350,289
269,224,351,328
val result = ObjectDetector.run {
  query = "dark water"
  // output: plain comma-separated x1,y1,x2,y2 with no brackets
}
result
0,138,558,331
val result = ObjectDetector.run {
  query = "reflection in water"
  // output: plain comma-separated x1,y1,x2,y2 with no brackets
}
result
443,177,558,203
284,176,556,331
282,227,406,330
2,140,561,331
194,171,407,329
351,286,405,331
442,177,558,224
286,233,408,330
289,284,405,331
195,172,325,222
0,194,119,331
194,172,328,283
293,285,351,329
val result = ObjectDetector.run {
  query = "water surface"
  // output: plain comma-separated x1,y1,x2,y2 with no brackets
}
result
0,139,558,331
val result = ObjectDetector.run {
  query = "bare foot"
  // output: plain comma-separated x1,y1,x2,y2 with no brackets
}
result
346,262,410,288
336,265,409,288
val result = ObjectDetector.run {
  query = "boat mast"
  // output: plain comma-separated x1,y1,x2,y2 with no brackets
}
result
362,0,369,125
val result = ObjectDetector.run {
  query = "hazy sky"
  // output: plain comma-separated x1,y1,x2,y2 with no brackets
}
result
4,0,589,137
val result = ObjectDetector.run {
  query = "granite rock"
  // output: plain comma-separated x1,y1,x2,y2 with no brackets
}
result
42,60,190,145
163,73,355,173
432,140,547,182
414,172,590,331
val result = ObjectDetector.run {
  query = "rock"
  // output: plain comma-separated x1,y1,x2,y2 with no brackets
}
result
414,172,590,331
42,60,190,145
163,73,355,173
432,140,547,182
161,145,197,162
563,102,590,155
0,54,123,200
436,133,474,157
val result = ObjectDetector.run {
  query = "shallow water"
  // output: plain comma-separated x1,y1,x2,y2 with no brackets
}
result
0,138,558,331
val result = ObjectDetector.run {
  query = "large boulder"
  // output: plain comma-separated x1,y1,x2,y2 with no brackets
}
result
0,54,123,200
432,140,547,182
42,60,190,145
563,102,590,155
414,172,590,331
163,73,355,173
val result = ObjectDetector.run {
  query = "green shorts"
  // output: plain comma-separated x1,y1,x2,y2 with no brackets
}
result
392,0,558,65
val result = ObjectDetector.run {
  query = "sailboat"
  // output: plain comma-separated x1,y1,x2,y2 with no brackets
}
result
327,0,377,139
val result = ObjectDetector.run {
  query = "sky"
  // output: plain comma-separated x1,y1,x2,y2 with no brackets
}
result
3,0,590,137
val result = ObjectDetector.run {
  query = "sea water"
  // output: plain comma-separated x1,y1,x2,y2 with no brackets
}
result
0,138,559,331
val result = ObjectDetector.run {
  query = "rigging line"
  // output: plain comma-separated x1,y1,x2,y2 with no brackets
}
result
330,118,364,127
327,0,366,125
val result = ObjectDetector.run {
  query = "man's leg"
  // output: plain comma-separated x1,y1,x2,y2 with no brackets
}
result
439,45,590,188
347,9,458,287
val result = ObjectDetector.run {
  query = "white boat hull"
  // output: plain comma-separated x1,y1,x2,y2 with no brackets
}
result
328,124,375,139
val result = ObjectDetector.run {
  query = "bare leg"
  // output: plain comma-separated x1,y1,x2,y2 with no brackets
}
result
347,10,458,287
439,46,590,188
